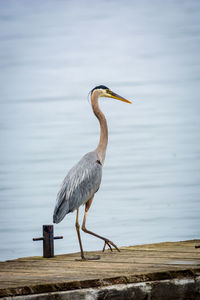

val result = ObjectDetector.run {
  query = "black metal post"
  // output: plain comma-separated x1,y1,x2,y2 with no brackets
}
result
33,225,63,258
43,225,54,258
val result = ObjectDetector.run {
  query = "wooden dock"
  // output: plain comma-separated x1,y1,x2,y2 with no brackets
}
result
0,240,200,299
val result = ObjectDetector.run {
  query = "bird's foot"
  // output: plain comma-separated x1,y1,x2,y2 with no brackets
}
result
102,239,120,252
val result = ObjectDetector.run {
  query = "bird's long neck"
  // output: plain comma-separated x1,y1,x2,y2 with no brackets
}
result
91,91,108,165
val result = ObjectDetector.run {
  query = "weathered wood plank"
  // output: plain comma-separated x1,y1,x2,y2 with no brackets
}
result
0,240,200,298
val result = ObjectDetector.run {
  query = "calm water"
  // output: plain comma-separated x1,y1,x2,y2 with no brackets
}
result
0,0,200,261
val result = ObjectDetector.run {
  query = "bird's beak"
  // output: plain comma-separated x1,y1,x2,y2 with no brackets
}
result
106,90,132,104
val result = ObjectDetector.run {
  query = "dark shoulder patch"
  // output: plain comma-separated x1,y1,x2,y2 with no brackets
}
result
96,160,102,166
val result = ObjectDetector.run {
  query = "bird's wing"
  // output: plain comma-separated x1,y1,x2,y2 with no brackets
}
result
53,151,102,223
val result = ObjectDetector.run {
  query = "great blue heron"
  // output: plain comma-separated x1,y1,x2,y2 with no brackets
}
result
53,85,132,260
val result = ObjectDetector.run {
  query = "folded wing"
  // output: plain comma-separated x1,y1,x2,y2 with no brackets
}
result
53,151,102,224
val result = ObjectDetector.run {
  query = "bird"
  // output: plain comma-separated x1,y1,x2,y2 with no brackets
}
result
53,85,132,260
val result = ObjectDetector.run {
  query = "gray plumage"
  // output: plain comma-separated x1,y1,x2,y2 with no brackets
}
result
53,151,102,224
52,86,131,259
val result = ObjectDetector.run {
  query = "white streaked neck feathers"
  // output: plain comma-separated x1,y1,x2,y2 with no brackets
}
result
91,90,108,165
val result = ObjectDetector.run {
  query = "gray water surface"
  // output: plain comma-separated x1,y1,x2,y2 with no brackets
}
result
0,0,200,261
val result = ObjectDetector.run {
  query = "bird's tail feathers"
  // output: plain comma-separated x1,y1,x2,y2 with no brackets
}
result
53,198,70,224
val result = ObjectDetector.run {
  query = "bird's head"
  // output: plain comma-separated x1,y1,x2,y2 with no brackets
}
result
91,85,132,104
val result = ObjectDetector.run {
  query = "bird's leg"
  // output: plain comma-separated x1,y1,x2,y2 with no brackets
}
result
75,207,100,261
82,200,120,253
75,208,85,260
